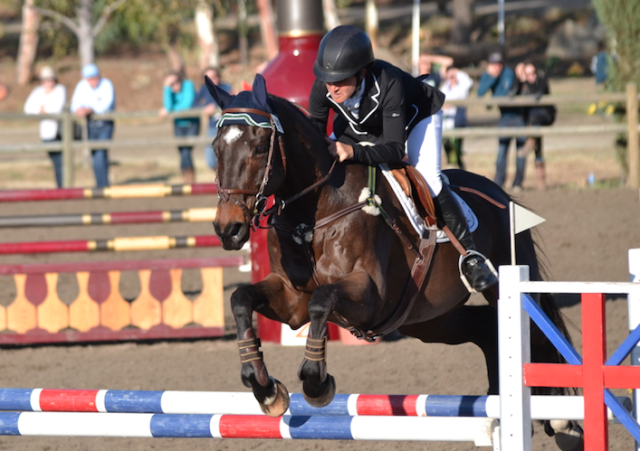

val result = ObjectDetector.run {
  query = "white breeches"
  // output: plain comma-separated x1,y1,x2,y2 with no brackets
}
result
406,110,443,196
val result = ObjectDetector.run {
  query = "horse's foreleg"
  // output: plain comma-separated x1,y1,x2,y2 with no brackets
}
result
231,276,290,417
298,271,383,407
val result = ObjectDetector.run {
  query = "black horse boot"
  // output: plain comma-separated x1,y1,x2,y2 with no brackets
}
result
435,183,498,292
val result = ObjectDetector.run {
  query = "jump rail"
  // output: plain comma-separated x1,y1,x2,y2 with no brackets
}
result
0,235,221,255
0,388,627,420
0,183,218,202
0,411,496,444
0,207,217,228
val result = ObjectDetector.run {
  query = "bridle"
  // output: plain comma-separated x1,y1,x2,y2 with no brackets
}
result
216,107,340,229
216,107,287,223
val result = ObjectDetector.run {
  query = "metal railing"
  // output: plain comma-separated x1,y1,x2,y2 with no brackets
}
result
1,84,638,188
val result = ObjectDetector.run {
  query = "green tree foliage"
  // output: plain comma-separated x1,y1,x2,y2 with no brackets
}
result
592,0,640,183
592,0,640,91
102,0,198,52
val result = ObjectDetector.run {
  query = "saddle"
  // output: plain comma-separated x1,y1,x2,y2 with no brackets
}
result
389,162,437,228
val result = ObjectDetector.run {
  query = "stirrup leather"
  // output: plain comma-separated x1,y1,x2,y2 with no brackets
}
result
458,250,498,293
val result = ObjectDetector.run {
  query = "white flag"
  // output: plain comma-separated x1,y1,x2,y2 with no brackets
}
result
513,203,546,234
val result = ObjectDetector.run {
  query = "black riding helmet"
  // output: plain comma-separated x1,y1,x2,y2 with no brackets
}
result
313,25,375,83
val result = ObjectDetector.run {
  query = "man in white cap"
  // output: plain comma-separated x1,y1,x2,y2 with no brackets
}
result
24,66,67,187
477,52,526,191
70,63,116,187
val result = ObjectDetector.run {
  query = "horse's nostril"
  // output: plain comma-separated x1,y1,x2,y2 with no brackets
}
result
229,222,243,238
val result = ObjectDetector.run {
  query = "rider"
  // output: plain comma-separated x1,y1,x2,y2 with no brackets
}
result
308,25,498,292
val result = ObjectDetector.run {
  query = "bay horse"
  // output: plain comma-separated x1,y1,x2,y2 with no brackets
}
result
206,74,583,451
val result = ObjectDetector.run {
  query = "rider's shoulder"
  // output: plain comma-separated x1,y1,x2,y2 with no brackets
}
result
370,60,409,84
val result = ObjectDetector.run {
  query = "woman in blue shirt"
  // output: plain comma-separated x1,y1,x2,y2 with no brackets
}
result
160,72,199,184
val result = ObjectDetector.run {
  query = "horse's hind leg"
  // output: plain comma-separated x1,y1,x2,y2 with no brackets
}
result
298,271,383,407
231,274,301,417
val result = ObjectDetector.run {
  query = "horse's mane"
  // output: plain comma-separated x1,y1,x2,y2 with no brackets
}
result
268,94,328,158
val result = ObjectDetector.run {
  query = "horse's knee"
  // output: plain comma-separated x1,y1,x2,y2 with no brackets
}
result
230,287,255,324
308,285,338,322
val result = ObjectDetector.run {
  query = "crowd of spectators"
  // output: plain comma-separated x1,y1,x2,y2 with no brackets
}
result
8,63,230,188
419,50,557,191
2,50,571,191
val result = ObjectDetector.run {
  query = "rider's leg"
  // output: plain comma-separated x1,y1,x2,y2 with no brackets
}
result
406,112,498,292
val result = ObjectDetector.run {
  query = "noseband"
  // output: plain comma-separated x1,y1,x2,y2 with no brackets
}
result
216,107,287,221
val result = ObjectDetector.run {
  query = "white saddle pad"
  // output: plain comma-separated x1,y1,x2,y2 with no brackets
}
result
379,164,478,243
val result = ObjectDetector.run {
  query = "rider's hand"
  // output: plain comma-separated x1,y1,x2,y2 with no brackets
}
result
335,142,354,162
326,138,354,162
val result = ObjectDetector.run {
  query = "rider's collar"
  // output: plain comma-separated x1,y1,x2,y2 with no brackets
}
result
342,78,366,116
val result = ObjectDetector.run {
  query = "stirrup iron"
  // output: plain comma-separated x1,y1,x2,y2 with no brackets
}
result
458,250,498,293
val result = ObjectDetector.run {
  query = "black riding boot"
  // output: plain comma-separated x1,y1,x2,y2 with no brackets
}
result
435,183,498,292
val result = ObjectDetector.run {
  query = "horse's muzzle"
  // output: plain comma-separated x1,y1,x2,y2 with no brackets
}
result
214,220,250,250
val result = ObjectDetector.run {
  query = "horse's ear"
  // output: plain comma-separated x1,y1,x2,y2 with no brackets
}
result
205,75,232,110
252,74,271,114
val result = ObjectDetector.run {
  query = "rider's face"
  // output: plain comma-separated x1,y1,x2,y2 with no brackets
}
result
326,74,358,104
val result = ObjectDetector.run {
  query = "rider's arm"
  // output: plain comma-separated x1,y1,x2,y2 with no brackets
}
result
308,79,331,135
351,76,406,165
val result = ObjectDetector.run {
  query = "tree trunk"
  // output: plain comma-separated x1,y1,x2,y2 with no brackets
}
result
195,0,219,70
76,0,95,66
166,44,184,73
451,0,474,44
238,0,248,68
323,0,340,30
365,0,378,50
257,0,277,60
16,0,40,86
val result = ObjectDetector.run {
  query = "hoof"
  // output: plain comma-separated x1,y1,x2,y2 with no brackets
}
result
259,378,290,417
551,420,584,451
303,374,336,408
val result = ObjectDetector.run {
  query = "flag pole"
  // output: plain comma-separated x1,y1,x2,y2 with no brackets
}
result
509,201,516,265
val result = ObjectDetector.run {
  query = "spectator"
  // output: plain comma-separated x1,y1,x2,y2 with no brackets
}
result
591,42,609,86
0,82,8,102
418,53,453,88
192,67,232,171
477,52,526,192
439,66,473,169
70,63,115,188
160,71,198,184
515,61,556,190
24,66,67,188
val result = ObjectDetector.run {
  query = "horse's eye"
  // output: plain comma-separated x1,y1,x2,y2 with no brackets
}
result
255,145,268,154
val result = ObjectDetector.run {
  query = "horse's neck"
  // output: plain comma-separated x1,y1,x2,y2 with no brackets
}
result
278,130,333,202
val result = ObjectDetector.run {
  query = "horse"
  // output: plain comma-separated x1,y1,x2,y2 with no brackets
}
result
205,74,583,451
